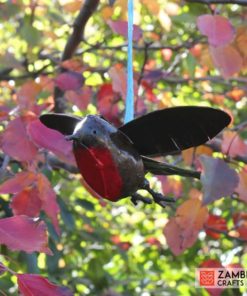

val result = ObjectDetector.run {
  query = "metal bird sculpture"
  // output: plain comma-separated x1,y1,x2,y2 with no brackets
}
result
40,106,231,207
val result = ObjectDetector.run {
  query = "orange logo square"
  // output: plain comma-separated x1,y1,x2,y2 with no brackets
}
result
199,270,215,286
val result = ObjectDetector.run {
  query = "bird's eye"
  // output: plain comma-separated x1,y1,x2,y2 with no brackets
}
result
92,130,97,135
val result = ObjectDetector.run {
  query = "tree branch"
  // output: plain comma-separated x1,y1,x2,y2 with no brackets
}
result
137,43,150,87
62,0,100,61
206,138,247,164
54,0,100,113
80,37,204,54
0,155,10,180
204,225,247,243
185,0,247,5
160,76,247,92
47,155,78,174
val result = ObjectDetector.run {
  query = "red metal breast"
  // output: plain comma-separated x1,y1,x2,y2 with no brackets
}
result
73,146,123,201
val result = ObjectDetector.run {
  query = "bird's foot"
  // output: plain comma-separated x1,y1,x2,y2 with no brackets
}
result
150,192,175,208
142,179,175,208
131,193,152,206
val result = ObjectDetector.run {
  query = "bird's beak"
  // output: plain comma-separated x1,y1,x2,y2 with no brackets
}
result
65,134,77,141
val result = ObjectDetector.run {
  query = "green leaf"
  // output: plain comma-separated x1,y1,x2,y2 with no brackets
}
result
184,53,197,77
76,199,95,211
0,3,20,19
20,23,41,47
58,197,75,231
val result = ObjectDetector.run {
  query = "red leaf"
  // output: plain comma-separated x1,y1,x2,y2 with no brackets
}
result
97,83,115,105
11,187,42,217
0,171,36,194
16,80,42,110
0,216,52,254
17,273,73,296
235,167,247,203
158,175,182,198
135,97,147,116
233,212,247,240
54,71,84,91
161,48,173,61
107,20,142,41
108,65,127,100
108,64,138,103
65,86,92,110
60,58,84,72
2,116,38,161
226,88,245,102
145,237,161,248
111,236,131,251
97,83,121,126
163,218,183,255
227,263,243,269
141,81,158,103
164,198,208,255
204,214,228,239
210,45,243,78
0,106,10,122
221,131,247,158
0,171,60,233
200,156,239,205
37,174,60,235
117,242,132,251
98,83,114,98
197,15,235,47
201,259,222,268
28,119,75,165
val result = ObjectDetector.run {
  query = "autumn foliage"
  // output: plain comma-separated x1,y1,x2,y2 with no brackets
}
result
0,0,247,295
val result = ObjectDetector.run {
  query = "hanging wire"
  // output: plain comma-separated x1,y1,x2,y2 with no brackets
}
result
124,0,134,124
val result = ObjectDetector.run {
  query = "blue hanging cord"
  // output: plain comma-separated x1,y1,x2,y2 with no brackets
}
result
124,0,134,124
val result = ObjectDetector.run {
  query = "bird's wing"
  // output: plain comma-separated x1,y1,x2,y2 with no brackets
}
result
119,106,231,156
40,113,82,135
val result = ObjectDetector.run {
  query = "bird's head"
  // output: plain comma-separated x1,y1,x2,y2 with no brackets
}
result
65,115,118,148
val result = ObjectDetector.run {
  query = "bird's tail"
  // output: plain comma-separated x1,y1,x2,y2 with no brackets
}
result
142,156,200,179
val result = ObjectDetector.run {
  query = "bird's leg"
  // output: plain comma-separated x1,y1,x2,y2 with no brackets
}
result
142,179,175,208
131,192,152,206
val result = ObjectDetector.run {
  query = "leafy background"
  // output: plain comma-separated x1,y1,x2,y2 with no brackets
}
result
0,0,247,295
